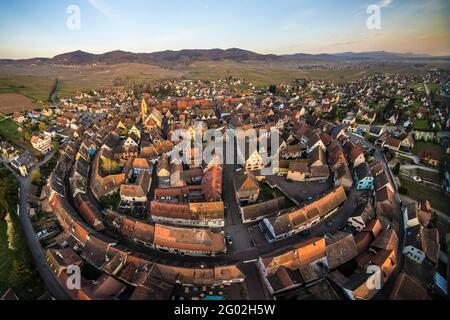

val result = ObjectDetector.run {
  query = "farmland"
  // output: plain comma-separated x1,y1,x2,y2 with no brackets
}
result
0,75,54,102
0,93,37,115
0,60,435,100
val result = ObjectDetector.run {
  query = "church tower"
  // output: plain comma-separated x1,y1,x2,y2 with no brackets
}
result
140,97,148,122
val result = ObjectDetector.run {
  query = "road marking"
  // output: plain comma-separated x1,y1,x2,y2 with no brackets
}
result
243,259,257,264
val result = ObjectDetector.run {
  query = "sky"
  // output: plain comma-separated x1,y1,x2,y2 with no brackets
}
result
0,0,449,59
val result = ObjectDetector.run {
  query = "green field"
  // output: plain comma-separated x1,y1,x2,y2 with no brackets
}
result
400,177,449,214
0,116,21,140
0,116,37,155
413,119,430,131
0,75,54,102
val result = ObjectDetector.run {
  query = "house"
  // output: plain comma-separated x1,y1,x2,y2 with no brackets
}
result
382,137,401,151
361,111,376,124
0,141,19,160
144,108,163,131
287,162,308,182
30,134,53,154
375,186,397,229
400,133,415,149
153,224,226,256
302,129,326,153
10,151,37,177
328,270,379,300
156,153,171,187
201,165,223,202
369,126,384,138
123,135,139,148
128,125,141,139
257,237,327,295
373,169,392,192
150,201,224,228
77,274,126,300
390,272,430,300
347,199,375,231
119,172,152,212
128,158,153,175
238,142,264,172
74,194,105,231
334,164,353,190
419,150,440,167
46,247,83,277
342,116,356,126
241,197,286,224
280,144,305,160
12,112,26,124
235,171,260,204
261,187,347,242
90,150,126,200
325,232,358,270
113,145,139,161
349,146,365,168
354,163,374,190
308,147,326,167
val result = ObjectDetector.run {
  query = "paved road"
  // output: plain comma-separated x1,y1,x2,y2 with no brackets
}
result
2,153,71,300
401,164,439,173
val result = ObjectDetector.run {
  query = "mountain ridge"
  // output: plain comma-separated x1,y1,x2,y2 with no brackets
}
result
1,48,447,66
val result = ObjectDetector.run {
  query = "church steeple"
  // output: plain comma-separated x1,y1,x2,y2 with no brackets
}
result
140,97,148,122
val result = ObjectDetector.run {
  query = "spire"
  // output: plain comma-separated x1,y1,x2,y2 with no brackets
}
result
140,97,148,122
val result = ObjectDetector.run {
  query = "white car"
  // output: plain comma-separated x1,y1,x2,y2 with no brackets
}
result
413,176,422,183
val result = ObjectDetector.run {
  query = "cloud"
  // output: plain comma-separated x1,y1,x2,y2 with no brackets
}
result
88,0,112,18
378,0,393,8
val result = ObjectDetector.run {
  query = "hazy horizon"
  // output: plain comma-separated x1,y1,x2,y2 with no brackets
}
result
1,0,449,59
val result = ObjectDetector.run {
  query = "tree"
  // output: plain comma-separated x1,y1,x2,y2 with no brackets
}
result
99,193,121,210
23,131,31,141
101,158,120,174
31,170,41,186
38,122,47,132
268,85,277,95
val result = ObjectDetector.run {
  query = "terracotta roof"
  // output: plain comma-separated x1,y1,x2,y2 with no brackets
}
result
202,165,223,202
261,237,326,275
150,201,191,220
235,170,260,191
390,272,430,300
242,197,286,221
289,161,309,173
265,186,347,237
326,232,358,269
131,158,152,170
420,227,440,264
350,146,364,162
362,219,383,238
74,194,105,231
354,232,373,254
154,225,225,254
371,229,399,251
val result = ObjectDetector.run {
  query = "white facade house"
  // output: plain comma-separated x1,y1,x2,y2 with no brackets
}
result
30,135,52,154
